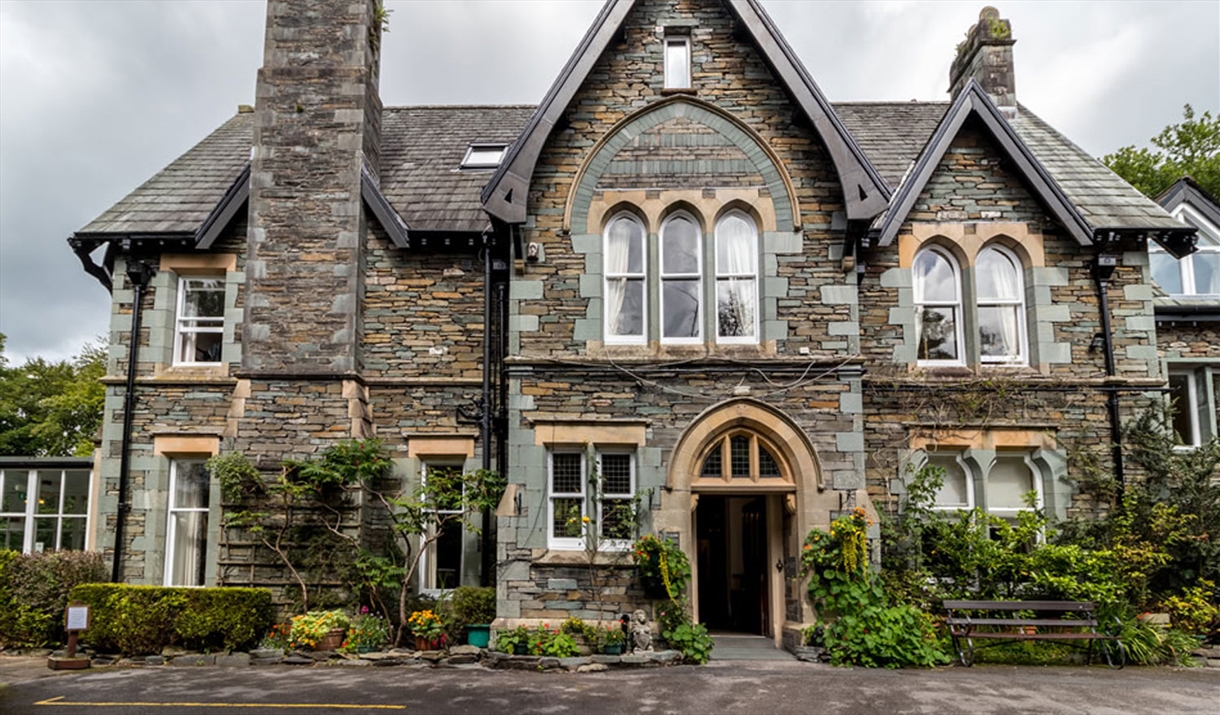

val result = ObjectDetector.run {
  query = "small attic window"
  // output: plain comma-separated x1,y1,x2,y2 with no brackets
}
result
663,36,691,89
461,144,507,169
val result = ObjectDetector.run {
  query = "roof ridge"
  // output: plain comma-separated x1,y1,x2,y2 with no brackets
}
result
384,104,538,110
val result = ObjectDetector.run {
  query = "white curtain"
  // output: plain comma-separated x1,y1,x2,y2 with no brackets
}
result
979,249,1020,358
717,215,755,337
605,219,632,335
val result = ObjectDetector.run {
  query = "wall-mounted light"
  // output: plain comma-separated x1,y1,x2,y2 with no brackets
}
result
1088,333,1106,354
525,242,541,263
1093,254,1118,283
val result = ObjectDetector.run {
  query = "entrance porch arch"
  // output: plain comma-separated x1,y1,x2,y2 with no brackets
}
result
655,399,840,647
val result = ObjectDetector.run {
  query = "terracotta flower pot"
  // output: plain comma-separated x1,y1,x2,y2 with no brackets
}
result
316,627,346,651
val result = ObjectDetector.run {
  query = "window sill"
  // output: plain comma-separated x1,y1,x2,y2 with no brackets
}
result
536,549,633,567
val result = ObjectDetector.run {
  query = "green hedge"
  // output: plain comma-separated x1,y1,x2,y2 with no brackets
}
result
69,584,274,655
0,549,108,649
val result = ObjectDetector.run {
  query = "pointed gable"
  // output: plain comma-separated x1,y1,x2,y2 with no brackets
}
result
480,0,889,224
875,81,1092,248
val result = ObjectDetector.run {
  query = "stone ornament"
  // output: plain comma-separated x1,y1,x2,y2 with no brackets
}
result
630,609,653,654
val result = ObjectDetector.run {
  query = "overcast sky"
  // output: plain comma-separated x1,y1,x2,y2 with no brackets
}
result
1,0,1216,365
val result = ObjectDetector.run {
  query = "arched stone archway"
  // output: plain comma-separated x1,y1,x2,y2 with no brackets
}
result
654,399,843,647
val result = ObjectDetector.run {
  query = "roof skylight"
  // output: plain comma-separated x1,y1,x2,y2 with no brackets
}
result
461,144,507,169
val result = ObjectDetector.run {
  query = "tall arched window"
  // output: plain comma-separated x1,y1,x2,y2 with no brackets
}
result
914,246,963,364
660,212,703,342
715,211,758,342
604,213,646,343
976,246,1026,364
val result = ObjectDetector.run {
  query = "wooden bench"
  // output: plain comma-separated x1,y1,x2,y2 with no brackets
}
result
944,600,1125,668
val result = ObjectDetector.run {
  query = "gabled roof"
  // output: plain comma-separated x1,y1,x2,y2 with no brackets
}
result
1158,176,1220,230
874,80,1094,247
479,0,891,224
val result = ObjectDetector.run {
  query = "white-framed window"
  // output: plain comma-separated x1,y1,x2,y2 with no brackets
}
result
604,213,647,343
976,246,1027,364
547,449,636,550
174,276,225,366
419,462,466,593
460,143,508,170
660,212,703,343
1150,206,1220,296
925,452,974,511
663,36,691,89
914,246,964,365
986,453,1042,524
164,459,210,587
714,211,759,342
1168,368,1216,448
0,468,91,553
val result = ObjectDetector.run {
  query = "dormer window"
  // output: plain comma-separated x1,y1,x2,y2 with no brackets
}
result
663,36,690,89
461,144,507,170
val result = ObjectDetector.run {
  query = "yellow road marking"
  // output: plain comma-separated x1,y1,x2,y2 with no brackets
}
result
33,695,405,710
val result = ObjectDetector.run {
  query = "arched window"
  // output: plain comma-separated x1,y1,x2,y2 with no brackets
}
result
603,213,646,343
913,246,963,364
698,431,789,484
976,246,1026,364
714,211,758,342
660,212,703,342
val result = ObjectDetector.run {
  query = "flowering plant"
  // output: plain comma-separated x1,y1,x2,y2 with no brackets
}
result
407,609,445,640
341,609,389,653
601,625,626,646
260,621,292,650
632,534,691,600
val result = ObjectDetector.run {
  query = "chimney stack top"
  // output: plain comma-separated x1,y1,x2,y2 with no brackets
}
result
949,6,1017,117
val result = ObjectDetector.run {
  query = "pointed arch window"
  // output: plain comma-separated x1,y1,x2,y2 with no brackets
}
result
976,246,1027,364
914,246,964,365
697,431,790,485
604,213,646,343
660,212,703,343
715,211,758,342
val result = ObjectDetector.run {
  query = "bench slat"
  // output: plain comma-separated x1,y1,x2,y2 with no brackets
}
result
945,618,1096,628
944,600,1094,612
961,632,1115,641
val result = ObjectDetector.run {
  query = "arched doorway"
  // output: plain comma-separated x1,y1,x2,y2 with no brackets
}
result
658,399,839,648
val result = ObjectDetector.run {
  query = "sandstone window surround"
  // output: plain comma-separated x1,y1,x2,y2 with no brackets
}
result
405,435,479,593
547,448,636,551
0,467,91,554
1167,366,1217,448
159,252,238,371
602,206,760,347
912,240,1029,368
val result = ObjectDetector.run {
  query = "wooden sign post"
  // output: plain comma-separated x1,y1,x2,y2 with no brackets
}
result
48,602,91,670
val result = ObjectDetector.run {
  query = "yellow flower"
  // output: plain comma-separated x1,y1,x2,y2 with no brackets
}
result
581,516,590,523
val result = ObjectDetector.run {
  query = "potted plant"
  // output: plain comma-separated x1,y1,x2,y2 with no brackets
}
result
495,625,531,655
407,609,445,651
451,586,496,648
601,624,627,655
288,610,350,651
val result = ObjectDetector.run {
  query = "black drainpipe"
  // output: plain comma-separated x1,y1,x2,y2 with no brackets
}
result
480,231,494,587
112,259,155,583
1092,253,1125,501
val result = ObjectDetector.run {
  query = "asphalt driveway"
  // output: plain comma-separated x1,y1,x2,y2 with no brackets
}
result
1,658,1217,715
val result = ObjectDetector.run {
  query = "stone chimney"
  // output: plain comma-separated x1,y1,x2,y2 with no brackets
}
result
949,6,1016,117
244,0,384,374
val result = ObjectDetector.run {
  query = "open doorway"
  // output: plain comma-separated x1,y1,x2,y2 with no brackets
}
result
695,495,769,635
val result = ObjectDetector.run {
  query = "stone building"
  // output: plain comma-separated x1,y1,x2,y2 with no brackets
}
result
68,0,1202,651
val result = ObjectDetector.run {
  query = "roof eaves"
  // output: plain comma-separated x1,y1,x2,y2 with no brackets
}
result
729,0,890,219
481,0,635,223
362,163,412,248
1159,177,1220,229
195,163,251,250
877,81,1093,247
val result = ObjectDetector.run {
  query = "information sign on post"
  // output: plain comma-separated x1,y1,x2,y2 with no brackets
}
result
48,601,92,670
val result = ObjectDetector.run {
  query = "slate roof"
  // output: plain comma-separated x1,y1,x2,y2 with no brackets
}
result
77,113,252,235
74,101,1189,240
381,105,535,232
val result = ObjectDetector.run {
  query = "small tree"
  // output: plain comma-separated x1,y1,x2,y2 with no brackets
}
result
1103,104,1220,200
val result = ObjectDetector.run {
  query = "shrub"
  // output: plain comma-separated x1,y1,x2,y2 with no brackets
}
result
70,584,273,655
804,509,950,668
449,586,496,628
0,549,107,648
